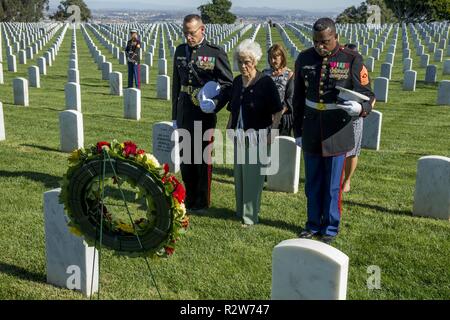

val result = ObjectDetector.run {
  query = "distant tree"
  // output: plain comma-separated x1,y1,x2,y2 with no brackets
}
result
0,0,49,22
198,0,236,24
336,0,397,24
384,0,450,22
51,0,92,22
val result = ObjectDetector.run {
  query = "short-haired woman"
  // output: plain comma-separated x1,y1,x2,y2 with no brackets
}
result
227,39,283,227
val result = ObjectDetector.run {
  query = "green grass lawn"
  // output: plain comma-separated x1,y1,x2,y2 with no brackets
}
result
0,23,449,300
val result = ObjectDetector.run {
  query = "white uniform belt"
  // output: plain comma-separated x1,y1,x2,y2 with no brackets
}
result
305,99,339,110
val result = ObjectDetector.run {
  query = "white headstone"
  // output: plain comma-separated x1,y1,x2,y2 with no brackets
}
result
403,58,413,71
413,156,450,220
0,102,5,141
420,54,429,68
425,65,437,83
18,49,27,64
109,71,123,96
380,63,392,80
152,121,180,173
403,70,417,91
156,75,170,100
124,88,141,120
65,82,81,112
38,57,47,75
59,110,84,152
68,68,79,83
271,239,349,300
43,188,99,297
102,62,112,80
361,110,382,150
13,77,29,106
267,136,301,193
373,77,389,102
437,80,450,105
0,63,3,84
28,66,40,88
7,54,17,72
69,59,78,69
158,58,167,75
443,60,450,75
365,56,375,72
140,64,149,85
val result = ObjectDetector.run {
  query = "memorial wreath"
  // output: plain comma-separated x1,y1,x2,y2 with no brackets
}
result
59,139,189,258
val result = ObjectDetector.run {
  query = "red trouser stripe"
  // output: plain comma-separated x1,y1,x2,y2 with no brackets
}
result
207,132,214,207
137,64,141,89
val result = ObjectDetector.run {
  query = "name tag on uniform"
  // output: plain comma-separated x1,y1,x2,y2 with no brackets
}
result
197,56,216,70
329,62,350,80
177,56,187,60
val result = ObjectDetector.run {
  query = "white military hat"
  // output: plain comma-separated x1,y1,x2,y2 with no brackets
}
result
198,81,221,101
335,86,370,103
130,29,138,33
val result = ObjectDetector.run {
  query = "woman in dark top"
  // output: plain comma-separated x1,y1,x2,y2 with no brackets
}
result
263,43,295,136
227,39,283,227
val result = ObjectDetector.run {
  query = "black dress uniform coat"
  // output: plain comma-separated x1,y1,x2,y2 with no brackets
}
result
125,39,141,64
171,38,233,209
293,44,375,156
172,38,233,130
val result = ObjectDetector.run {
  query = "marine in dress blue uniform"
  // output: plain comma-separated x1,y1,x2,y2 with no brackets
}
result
293,18,376,243
125,29,141,89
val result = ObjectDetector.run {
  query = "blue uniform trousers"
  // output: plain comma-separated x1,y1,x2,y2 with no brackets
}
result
303,152,346,236
127,62,140,89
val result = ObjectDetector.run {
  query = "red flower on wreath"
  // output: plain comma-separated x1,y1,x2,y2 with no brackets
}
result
172,182,186,203
163,163,170,174
165,246,175,256
96,141,111,154
137,149,145,155
123,141,138,157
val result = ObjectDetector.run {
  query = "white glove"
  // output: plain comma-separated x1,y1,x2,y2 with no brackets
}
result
172,120,178,129
336,100,362,116
199,98,216,114
295,137,302,148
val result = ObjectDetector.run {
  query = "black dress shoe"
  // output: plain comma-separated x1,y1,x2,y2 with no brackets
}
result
298,229,315,239
321,234,336,244
188,207,208,214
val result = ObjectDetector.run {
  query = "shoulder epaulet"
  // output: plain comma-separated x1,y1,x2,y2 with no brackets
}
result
206,42,222,51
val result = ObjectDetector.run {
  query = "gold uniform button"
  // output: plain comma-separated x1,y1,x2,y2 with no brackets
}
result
320,82,324,85
322,65,327,69
188,80,192,84
320,90,324,94
320,99,324,103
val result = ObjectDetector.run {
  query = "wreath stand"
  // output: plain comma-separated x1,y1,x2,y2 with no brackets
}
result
87,149,162,299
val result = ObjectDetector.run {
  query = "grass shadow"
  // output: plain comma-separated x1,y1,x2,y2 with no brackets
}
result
0,170,61,189
0,262,46,284
20,144,60,153
344,200,412,216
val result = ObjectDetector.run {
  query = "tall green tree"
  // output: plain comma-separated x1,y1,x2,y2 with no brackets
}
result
50,0,92,22
384,0,450,22
198,0,236,24
0,0,49,22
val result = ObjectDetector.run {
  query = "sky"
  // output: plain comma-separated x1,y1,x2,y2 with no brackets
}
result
48,0,364,11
